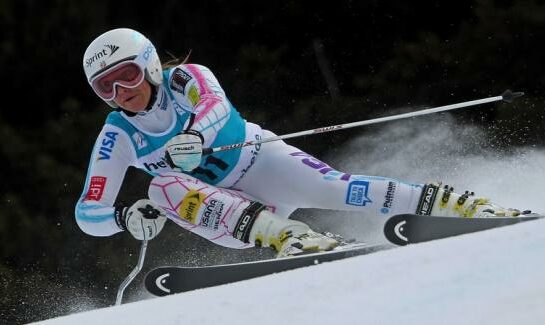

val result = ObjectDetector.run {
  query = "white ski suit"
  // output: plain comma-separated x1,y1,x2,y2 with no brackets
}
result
75,64,424,248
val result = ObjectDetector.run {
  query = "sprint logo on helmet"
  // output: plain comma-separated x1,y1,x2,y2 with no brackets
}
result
85,44,120,68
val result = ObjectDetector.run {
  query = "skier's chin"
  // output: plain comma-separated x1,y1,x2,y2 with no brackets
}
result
120,97,146,113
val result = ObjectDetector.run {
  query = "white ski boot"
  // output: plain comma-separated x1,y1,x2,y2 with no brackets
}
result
276,230,341,257
246,209,340,258
418,183,523,218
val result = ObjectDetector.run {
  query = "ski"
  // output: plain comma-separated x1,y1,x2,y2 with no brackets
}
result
384,213,544,246
145,243,393,296
145,213,544,296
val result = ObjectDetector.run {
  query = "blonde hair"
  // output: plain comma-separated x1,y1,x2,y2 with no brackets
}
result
162,49,192,69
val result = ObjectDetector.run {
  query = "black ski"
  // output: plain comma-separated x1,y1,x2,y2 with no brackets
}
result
384,213,544,246
145,243,392,296
145,213,543,296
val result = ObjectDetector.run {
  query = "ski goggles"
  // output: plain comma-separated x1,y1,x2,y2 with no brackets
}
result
89,43,154,101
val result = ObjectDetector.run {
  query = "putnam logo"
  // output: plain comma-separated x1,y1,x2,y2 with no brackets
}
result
381,181,397,214
178,190,205,224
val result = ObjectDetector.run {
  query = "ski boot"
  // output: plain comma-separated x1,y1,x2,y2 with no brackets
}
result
418,182,524,218
276,229,342,257
242,207,341,258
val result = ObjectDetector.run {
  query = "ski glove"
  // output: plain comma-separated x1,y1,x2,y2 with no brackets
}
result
165,130,204,171
115,199,167,240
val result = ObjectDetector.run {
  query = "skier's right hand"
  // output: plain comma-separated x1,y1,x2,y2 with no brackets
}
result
115,199,167,240
165,130,204,172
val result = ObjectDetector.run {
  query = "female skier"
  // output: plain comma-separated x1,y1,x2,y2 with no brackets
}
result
76,28,521,257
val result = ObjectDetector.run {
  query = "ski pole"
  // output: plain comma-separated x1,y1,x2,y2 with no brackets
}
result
115,239,148,306
203,89,523,155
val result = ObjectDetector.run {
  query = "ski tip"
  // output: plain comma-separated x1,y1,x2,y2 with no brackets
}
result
383,214,411,246
501,89,525,103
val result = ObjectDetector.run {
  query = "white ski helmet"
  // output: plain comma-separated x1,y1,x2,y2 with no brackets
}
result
83,28,162,108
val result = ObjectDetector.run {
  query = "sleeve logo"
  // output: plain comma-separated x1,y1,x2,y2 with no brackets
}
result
84,176,107,201
170,68,193,95
187,85,200,106
97,131,118,161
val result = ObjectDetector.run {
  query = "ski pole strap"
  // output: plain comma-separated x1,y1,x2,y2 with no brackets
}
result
184,112,196,132
114,202,129,230
233,202,266,243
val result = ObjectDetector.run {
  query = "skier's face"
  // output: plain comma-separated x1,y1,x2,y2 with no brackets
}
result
113,80,152,113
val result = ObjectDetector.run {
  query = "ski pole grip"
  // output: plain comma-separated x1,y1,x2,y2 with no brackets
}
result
203,148,214,156
501,89,524,103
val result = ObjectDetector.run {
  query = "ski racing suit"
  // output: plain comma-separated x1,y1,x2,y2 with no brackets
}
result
75,63,425,248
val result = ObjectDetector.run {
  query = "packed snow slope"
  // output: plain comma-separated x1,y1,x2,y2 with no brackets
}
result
35,217,545,325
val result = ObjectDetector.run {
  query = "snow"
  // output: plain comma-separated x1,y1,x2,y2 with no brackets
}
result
33,216,545,325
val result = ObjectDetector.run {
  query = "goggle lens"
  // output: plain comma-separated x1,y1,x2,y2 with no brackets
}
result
90,62,144,101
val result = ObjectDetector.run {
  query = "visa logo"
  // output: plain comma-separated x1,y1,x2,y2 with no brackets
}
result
97,131,118,160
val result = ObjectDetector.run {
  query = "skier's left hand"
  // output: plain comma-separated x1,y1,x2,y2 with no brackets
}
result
165,130,204,171
116,199,168,240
